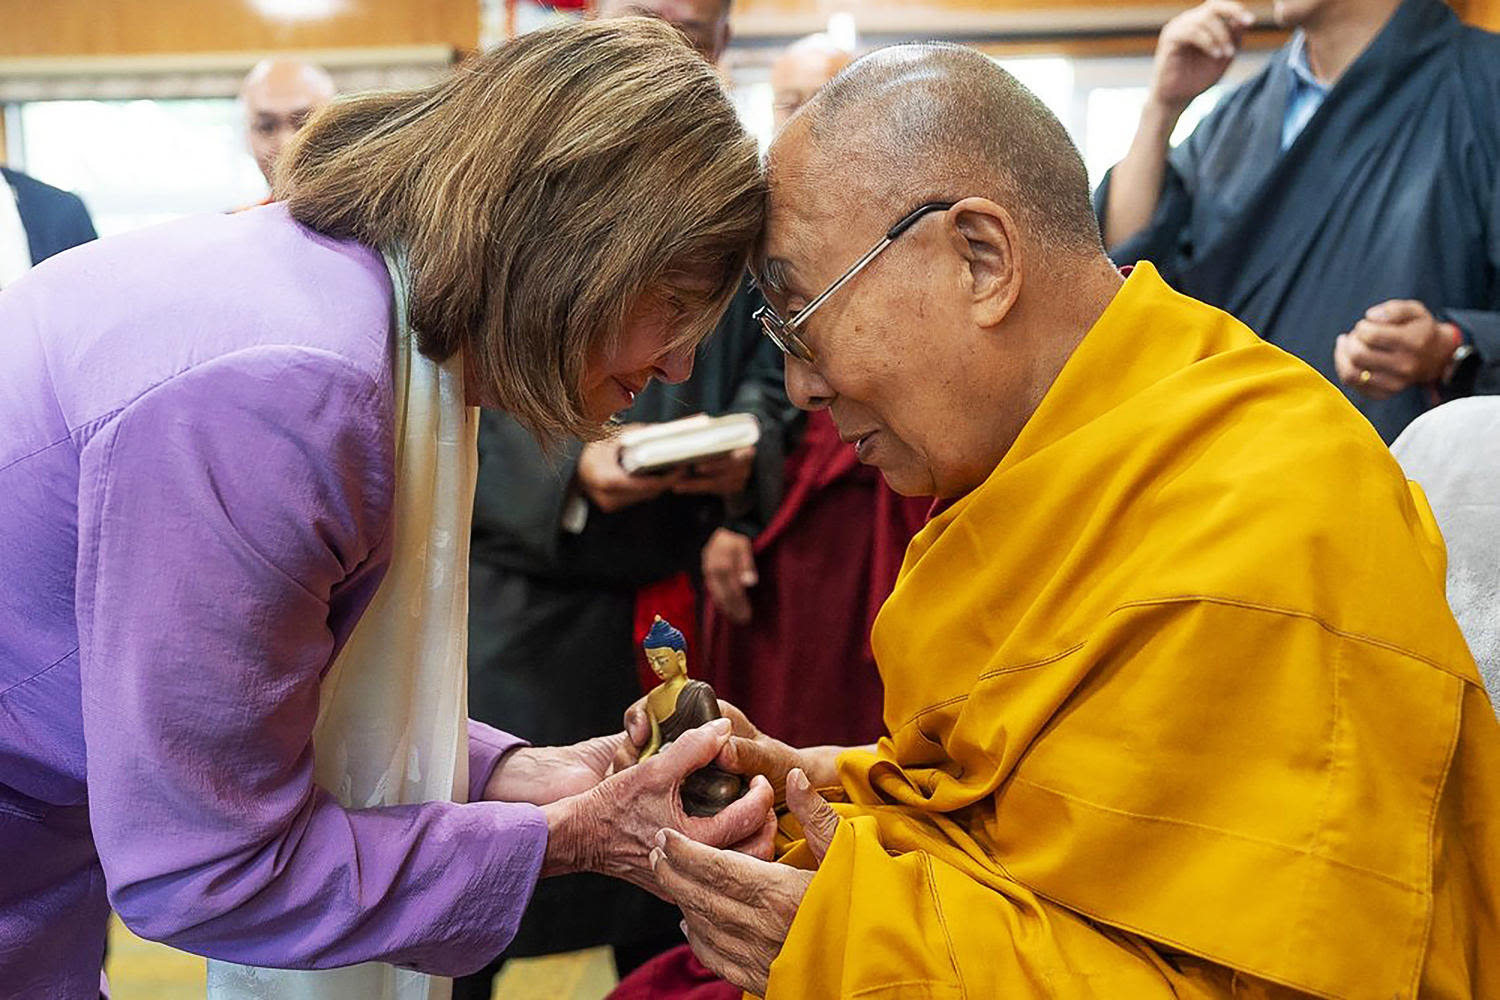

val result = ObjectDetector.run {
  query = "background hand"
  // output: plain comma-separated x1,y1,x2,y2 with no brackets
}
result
702,528,757,625
672,445,756,497
576,430,683,513
1149,0,1254,110
1335,299,1454,400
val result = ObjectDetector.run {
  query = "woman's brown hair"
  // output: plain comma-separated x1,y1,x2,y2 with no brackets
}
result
278,17,766,438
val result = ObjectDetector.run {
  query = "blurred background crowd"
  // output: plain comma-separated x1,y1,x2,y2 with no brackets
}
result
5,1,1497,998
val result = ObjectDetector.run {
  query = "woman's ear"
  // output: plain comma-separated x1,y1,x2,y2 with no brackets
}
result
944,197,1023,329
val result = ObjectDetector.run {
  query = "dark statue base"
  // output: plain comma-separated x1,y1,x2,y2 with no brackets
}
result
681,764,747,817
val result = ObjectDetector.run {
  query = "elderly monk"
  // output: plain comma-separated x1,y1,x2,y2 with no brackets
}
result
641,42,1500,999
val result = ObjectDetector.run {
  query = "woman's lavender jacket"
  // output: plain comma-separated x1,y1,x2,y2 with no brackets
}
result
0,205,548,998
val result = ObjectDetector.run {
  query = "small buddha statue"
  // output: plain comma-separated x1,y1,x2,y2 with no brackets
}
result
638,615,746,816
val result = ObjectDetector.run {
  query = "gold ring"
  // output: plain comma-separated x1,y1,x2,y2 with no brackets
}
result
1359,369,1372,385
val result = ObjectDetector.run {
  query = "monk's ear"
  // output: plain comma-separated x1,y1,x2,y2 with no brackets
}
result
944,197,1021,329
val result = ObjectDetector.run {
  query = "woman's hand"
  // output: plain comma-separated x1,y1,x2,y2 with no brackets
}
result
542,718,777,894
649,769,841,996
482,732,631,806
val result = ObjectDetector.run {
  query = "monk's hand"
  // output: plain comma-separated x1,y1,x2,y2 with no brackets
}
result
702,528,757,625
674,445,756,497
540,717,776,895
1336,300,1455,400
483,732,631,805
1150,1,1255,111
712,701,803,804
713,700,860,807
650,769,840,995
576,431,683,513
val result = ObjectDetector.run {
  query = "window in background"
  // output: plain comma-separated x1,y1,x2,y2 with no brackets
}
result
993,56,1076,131
1073,53,1271,187
728,48,1273,193
11,99,267,237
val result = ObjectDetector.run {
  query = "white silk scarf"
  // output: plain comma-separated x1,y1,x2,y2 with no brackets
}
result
206,249,479,1000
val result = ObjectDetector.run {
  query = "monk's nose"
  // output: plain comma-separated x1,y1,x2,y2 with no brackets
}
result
784,355,832,411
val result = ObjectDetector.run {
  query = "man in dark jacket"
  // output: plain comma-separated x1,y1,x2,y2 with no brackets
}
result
1097,0,1500,441
1,167,96,287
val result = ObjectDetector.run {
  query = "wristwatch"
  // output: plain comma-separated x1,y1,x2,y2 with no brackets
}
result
1439,321,1480,390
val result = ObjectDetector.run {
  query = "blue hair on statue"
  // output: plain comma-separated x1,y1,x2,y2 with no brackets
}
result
643,616,686,651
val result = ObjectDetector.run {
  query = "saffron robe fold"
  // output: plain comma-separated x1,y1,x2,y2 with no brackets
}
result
767,263,1500,999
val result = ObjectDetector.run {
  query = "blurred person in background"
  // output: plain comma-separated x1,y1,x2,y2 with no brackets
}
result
1098,0,1500,442
769,33,851,123
596,0,731,62
0,166,95,289
455,2,798,997
241,57,336,193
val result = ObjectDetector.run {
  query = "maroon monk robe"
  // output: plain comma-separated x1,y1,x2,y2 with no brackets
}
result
702,409,930,751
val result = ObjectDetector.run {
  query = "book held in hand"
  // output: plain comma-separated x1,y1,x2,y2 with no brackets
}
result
617,413,761,475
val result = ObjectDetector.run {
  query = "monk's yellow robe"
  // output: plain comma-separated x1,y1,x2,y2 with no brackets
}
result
766,263,1500,1000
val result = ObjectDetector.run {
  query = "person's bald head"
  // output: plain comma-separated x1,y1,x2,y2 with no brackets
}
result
241,58,336,185
596,0,732,63
778,42,1100,259
759,43,1118,500
771,34,852,131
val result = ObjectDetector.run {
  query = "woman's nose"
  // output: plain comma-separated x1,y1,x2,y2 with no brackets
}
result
655,344,696,385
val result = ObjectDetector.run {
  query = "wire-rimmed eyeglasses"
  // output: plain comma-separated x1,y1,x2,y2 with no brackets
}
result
752,201,955,365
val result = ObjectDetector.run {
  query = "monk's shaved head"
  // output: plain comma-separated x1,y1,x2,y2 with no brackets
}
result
779,42,1102,257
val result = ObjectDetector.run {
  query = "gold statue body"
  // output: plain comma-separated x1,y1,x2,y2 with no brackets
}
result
638,616,745,816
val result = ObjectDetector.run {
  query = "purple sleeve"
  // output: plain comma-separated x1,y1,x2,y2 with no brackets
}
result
467,719,528,803
75,347,547,975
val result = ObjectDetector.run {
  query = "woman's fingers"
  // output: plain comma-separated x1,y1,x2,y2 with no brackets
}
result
609,699,652,773
650,717,733,777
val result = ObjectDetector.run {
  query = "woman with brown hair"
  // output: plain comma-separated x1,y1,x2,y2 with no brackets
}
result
0,17,772,999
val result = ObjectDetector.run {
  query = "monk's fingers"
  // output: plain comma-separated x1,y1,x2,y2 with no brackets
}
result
672,858,812,997
714,699,760,739
785,769,840,864
651,831,764,917
1365,298,1430,325
680,913,770,997
682,774,775,849
726,807,778,861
